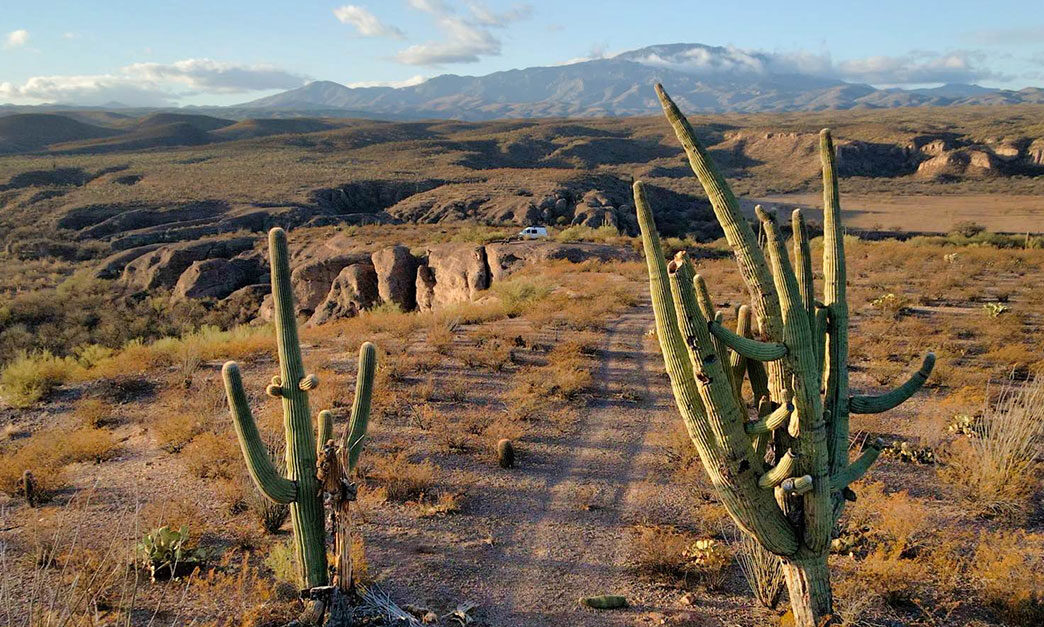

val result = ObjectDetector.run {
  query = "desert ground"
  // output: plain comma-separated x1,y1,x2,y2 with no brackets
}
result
1,104,1042,627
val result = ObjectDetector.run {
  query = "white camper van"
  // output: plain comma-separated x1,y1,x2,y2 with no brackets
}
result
517,226,548,240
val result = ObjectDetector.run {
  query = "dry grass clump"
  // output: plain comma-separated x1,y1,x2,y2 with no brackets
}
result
732,530,785,609
75,397,114,428
181,431,241,480
365,451,436,503
0,427,118,497
970,530,1044,626
630,525,731,590
940,376,1044,517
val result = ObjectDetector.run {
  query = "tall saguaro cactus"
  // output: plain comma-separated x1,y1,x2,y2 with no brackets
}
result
222,227,377,616
637,84,934,626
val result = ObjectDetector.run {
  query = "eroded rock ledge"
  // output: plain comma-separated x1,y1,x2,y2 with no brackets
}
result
110,236,637,324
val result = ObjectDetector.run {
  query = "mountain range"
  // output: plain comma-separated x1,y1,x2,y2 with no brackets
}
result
236,43,1044,120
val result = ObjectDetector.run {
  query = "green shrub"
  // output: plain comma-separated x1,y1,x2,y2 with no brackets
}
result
0,350,82,407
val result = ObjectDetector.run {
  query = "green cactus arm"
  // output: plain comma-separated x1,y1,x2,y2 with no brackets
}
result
849,353,935,414
708,320,789,361
317,410,333,456
636,180,799,557
342,341,377,472
781,475,814,495
692,273,717,321
756,206,832,553
759,450,797,489
222,361,297,504
792,210,816,328
655,83,788,404
745,399,794,435
831,438,887,490
819,129,852,478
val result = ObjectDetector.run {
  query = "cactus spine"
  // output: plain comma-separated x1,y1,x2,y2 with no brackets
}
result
638,85,935,627
223,227,378,607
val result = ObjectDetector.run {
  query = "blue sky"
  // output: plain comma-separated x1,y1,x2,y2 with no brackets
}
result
2,0,1042,106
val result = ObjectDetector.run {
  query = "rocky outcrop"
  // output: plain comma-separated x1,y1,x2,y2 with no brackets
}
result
917,147,1000,178
172,257,265,301
120,236,254,291
415,263,436,312
290,253,372,316
426,244,490,309
372,245,419,311
485,241,640,282
307,263,379,326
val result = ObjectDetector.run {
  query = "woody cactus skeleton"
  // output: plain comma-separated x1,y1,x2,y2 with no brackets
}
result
222,227,376,612
637,84,934,626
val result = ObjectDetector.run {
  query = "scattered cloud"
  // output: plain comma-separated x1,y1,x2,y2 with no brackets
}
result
0,58,308,105
123,59,307,92
4,29,29,49
345,74,428,88
837,50,1001,85
614,44,1001,86
333,5,405,39
963,25,1044,46
394,2,532,66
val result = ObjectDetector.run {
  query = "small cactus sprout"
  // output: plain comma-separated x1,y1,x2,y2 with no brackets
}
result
639,84,935,626
497,438,515,468
21,470,36,507
579,595,628,609
222,227,378,610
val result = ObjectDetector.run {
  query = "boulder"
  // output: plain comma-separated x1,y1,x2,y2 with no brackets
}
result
120,236,254,291
172,257,263,301
426,244,490,308
485,241,640,282
224,284,270,323
372,245,419,311
416,263,436,312
308,263,379,325
290,253,372,316
93,244,164,279
1027,139,1044,166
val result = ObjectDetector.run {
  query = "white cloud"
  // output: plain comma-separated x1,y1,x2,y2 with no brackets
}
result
123,59,307,92
4,29,29,49
345,74,428,88
612,44,1001,86
394,1,531,66
333,5,404,38
0,58,309,105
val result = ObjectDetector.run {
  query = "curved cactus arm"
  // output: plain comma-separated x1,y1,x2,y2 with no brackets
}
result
756,206,832,553
831,438,887,490
692,273,717,321
317,410,333,456
342,342,377,472
223,362,297,504
637,181,799,557
781,475,814,496
709,320,788,361
745,398,794,435
850,353,936,414
759,450,797,489
655,83,788,404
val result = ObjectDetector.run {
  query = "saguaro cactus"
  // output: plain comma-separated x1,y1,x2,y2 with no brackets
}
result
637,84,934,626
222,227,377,617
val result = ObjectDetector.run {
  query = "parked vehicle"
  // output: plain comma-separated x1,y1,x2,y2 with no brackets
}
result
517,226,549,239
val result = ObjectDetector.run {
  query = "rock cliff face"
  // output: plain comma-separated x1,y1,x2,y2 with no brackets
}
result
114,235,638,324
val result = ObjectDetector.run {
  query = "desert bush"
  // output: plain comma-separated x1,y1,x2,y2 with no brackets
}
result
75,397,113,428
263,539,298,585
367,451,436,502
0,350,82,407
491,278,553,316
951,220,986,238
181,431,241,480
870,292,911,319
0,427,118,497
136,525,209,581
630,525,730,589
940,376,1044,517
971,530,1044,626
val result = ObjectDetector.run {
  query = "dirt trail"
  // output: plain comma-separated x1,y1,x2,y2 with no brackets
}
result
469,304,683,626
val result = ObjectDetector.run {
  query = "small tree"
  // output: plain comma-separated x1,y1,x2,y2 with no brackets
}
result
636,84,935,626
